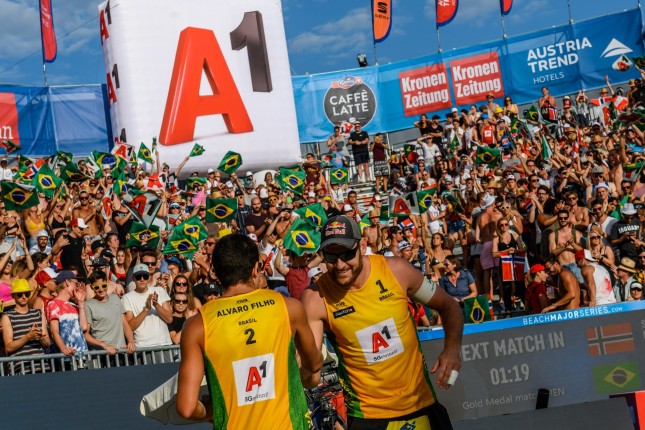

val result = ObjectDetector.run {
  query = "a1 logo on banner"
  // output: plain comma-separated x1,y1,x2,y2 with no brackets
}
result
388,192,420,216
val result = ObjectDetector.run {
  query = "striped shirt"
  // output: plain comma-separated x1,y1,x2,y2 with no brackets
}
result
5,309,49,374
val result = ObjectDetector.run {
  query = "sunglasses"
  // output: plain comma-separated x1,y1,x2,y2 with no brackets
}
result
91,283,108,291
590,236,601,239
567,196,577,201
323,246,359,264
631,287,643,291
558,217,569,221
205,242,216,246
80,196,89,201
143,262,157,267
174,281,188,287
174,299,188,304
592,207,603,212
530,179,539,183
135,274,150,281
13,291,30,298
499,223,509,227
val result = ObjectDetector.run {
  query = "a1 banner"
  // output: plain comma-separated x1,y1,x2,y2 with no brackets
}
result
98,0,301,173
122,191,162,227
388,192,420,216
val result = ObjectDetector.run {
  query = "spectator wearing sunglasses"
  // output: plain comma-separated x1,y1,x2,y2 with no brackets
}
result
84,270,135,355
168,292,191,344
122,263,172,348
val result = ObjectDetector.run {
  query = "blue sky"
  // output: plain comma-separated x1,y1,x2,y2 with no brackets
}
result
0,0,641,86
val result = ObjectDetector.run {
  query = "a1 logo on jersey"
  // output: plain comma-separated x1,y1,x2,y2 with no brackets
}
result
232,353,276,406
355,318,404,365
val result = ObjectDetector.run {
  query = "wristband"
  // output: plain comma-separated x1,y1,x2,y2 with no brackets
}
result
412,278,437,304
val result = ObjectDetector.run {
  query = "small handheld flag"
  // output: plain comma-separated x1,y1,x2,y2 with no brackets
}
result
218,151,242,175
1,182,40,211
206,198,238,223
283,219,321,256
138,143,153,164
330,168,349,184
189,143,205,157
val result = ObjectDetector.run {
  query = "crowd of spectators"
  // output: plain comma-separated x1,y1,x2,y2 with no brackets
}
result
1,76,645,372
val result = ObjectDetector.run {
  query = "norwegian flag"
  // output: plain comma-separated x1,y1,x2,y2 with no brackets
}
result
500,251,526,282
590,96,612,107
22,159,44,180
398,218,417,238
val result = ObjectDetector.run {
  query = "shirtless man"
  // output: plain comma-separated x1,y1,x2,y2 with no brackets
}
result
362,210,381,253
549,209,583,284
475,194,502,296
565,192,589,232
275,207,295,239
542,257,580,312
72,190,104,237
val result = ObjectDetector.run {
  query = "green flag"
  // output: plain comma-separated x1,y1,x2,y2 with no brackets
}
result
1,182,40,211
92,151,126,172
151,137,157,153
186,177,207,190
330,168,349,184
592,361,641,394
524,105,541,123
1,139,20,154
417,189,436,214
112,171,130,195
449,134,459,152
206,198,238,223
463,296,492,323
358,213,371,234
32,164,62,198
126,222,160,248
541,134,553,160
294,203,327,228
138,143,153,164
443,192,464,214
279,167,306,195
60,162,90,183
189,143,205,157
475,146,501,168
56,150,73,164
283,218,321,256
217,151,242,175
163,216,208,257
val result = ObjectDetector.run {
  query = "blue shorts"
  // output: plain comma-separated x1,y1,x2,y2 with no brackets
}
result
353,151,370,165
448,219,466,233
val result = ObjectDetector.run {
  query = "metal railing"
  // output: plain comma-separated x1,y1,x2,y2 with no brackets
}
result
0,345,181,377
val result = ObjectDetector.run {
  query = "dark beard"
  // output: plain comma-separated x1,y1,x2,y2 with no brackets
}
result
332,256,364,288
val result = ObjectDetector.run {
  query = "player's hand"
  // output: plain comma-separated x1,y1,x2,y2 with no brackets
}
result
430,347,461,389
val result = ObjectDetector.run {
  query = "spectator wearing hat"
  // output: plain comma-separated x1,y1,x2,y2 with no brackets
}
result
627,281,643,301
2,279,51,373
59,218,90,279
610,202,640,261
45,271,89,356
348,121,371,183
307,266,323,286
362,209,382,254
614,257,638,302
399,240,423,273
232,189,252,235
32,267,58,311
28,230,52,255
302,153,323,187
86,256,124,298
524,264,553,314
0,155,17,182
84,270,136,355
576,249,616,307
122,263,172,347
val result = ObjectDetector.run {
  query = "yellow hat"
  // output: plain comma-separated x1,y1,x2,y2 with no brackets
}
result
218,228,232,239
11,279,31,295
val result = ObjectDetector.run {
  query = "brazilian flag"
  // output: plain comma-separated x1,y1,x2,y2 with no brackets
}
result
138,143,153,164
112,172,130,195
443,191,464,214
358,213,371,234
294,203,327,228
186,177,207,190
92,150,126,172
279,166,306,195
475,146,501,168
126,222,160,248
1,182,39,211
189,143,206,157
463,296,492,323
56,150,73,164
60,162,90,183
330,168,349,184
218,151,242,175
32,164,62,198
175,216,208,243
163,236,199,258
592,361,641,394
283,218,320,256
417,189,436,214
206,198,238,223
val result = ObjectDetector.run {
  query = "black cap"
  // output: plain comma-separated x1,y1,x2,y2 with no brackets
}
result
91,257,110,267
320,215,361,250
203,282,221,296
91,240,106,252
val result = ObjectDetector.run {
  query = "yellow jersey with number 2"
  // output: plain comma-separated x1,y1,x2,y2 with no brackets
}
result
201,288,310,430
317,255,436,419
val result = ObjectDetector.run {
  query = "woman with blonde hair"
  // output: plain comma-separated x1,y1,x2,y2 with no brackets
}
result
492,216,526,312
171,275,201,314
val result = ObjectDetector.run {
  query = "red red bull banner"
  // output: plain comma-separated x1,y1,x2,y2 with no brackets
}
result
372,0,392,43
500,0,513,15
436,0,458,27
40,0,57,63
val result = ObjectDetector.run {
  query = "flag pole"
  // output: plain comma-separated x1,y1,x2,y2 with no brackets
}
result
42,63,49,87
373,42,378,65
501,13,507,39
436,27,442,53
567,0,573,23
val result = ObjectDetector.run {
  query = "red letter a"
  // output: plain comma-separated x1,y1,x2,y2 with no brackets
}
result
245,366,262,392
159,27,253,146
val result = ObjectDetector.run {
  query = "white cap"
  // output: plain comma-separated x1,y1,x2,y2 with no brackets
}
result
36,229,49,238
417,156,425,161
482,193,496,208
622,202,637,215
225,181,234,188
501,116,511,125
451,107,458,113
207,168,215,173
373,195,381,202
308,266,323,280
247,233,258,242
383,251,395,257
259,188,269,199
563,123,572,128
398,241,412,251
246,171,253,177
595,183,609,191
308,191,316,198
444,175,453,182
343,204,353,212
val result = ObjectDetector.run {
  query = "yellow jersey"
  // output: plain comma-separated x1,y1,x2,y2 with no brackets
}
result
317,255,436,419
200,288,309,429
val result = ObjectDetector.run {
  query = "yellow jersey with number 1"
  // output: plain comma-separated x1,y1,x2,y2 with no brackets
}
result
200,288,310,430
317,255,436,419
